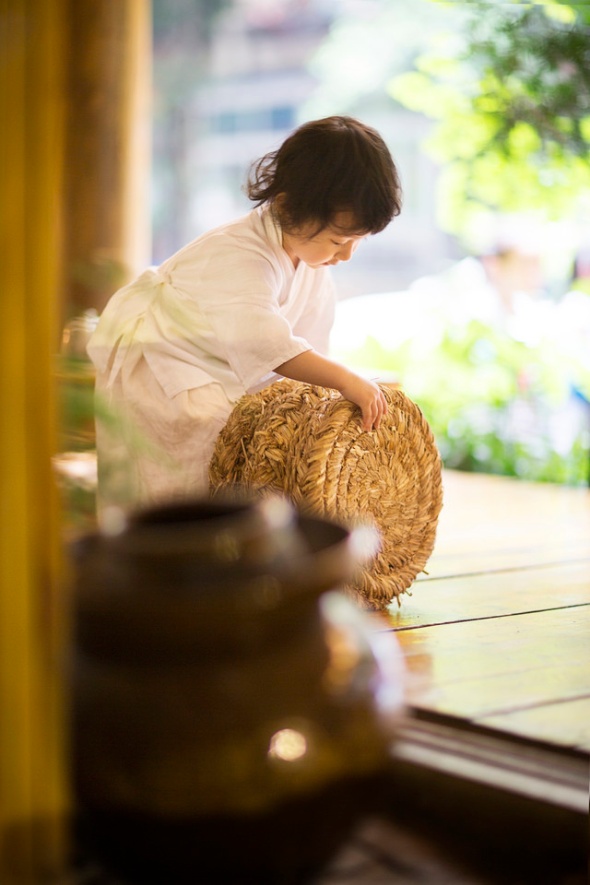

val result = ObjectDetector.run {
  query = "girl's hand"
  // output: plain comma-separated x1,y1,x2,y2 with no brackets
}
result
338,374,388,431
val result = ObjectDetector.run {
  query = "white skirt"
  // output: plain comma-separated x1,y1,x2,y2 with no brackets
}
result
94,355,234,516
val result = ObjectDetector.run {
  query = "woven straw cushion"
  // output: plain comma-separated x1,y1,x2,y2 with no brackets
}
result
209,379,443,611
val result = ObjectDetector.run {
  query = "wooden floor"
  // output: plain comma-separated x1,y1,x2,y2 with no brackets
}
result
67,466,589,883
376,469,590,752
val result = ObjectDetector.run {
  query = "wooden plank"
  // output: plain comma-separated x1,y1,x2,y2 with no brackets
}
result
404,665,590,731
388,606,590,748
479,697,590,752
429,472,590,575
419,546,590,580
437,470,590,533
383,561,590,629
395,605,590,689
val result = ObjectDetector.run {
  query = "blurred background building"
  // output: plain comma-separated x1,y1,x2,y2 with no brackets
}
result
152,0,455,297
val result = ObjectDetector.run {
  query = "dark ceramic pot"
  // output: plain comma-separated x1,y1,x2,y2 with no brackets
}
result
70,495,405,884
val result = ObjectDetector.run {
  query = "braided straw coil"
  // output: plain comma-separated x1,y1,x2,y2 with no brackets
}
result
209,379,443,611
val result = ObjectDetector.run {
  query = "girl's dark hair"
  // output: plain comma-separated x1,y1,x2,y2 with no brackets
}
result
247,116,402,236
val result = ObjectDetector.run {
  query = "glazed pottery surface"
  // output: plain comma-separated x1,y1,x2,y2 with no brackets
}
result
71,495,405,883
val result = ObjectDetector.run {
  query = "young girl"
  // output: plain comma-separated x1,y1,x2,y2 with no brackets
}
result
87,115,402,511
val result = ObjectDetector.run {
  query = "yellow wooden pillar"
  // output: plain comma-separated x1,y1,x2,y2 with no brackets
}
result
0,1,69,881
0,0,151,880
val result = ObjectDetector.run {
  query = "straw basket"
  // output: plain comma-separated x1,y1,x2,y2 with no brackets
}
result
209,379,443,611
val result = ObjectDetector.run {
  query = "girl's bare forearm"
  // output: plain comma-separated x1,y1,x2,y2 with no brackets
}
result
275,350,355,392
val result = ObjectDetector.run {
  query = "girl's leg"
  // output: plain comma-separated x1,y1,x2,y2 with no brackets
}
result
95,357,233,514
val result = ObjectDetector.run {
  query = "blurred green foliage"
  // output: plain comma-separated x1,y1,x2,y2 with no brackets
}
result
338,318,589,485
389,0,590,240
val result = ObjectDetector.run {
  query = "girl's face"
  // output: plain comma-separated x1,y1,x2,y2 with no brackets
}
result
281,210,367,269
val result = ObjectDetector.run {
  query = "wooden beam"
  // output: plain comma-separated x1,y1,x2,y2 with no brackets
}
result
61,0,151,318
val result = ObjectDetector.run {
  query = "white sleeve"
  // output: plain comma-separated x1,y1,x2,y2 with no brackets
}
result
291,271,336,356
207,300,312,389
201,258,313,390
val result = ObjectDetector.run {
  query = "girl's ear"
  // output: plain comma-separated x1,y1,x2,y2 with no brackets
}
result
271,192,290,231
273,192,287,213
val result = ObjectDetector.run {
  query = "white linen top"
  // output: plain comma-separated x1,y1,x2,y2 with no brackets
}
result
87,206,336,401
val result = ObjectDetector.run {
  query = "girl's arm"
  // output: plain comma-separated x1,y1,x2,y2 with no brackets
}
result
275,350,387,431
